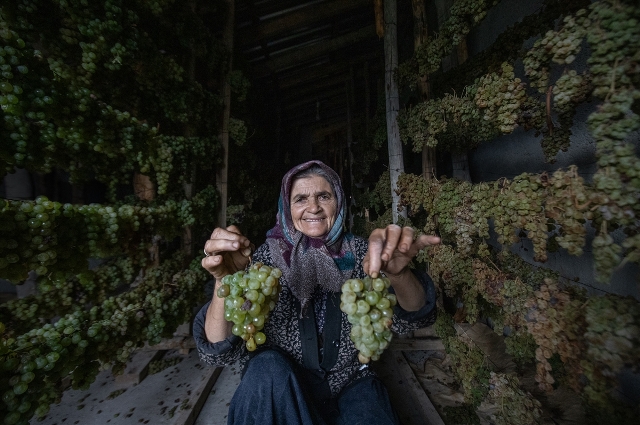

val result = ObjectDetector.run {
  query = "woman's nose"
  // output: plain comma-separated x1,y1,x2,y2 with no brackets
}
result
308,197,322,212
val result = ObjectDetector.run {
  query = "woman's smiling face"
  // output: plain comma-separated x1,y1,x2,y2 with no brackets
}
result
290,174,337,238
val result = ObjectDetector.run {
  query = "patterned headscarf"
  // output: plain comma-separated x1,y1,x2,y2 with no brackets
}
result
266,160,356,311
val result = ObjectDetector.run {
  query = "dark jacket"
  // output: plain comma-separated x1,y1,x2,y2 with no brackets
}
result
193,235,437,397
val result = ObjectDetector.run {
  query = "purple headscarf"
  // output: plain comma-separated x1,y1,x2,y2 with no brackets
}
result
266,160,356,311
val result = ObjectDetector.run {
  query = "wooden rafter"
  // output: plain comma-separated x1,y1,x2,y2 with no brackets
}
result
237,0,370,47
250,25,377,77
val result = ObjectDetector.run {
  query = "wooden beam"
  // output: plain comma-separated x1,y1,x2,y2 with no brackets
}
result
282,87,346,111
237,0,370,47
310,120,349,144
251,25,377,77
277,51,383,90
280,74,349,103
282,105,348,128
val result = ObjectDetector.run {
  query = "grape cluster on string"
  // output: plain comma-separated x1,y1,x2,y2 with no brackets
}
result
0,0,228,200
485,372,543,425
217,262,282,352
582,295,640,407
524,278,585,392
1,253,207,425
399,0,498,82
340,276,396,364
398,62,526,153
394,166,638,283
0,193,219,283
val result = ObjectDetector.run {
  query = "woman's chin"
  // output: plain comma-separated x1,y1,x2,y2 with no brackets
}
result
300,226,329,238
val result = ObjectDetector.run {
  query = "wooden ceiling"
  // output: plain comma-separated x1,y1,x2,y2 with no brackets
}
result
235,0,384,140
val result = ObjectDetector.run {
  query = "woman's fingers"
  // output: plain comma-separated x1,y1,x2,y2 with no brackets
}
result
202,226,254,280
366,226,441,277
380,224,402,261
201,254,224,277
365,229,385,277
398,226,415,253
205,226,251,256
412,234,441,253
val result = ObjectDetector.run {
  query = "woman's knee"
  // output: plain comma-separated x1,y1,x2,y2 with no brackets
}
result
243,349,295,381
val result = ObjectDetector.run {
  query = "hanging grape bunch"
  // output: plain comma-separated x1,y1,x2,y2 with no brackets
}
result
340,276,397,364
216,262,282,352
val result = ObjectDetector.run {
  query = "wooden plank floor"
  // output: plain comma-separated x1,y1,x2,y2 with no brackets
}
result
374,350,445,425
39,337,445,425
41,349,221,425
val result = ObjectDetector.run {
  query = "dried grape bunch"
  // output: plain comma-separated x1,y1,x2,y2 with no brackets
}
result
545,166,591,257
582,294,640,407
486,372,543,425
217,262,282,352
474,63,526,134
447,333,487,404
553,70,592,115
525,278,584,392
428,244,474,300
340,276,396,363
414,0,499,75
524,10,588,92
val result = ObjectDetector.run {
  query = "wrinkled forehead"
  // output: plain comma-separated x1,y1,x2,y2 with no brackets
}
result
290,174,335,197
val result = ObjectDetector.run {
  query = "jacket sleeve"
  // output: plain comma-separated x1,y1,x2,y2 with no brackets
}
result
388,268,437,334
192,301,246,366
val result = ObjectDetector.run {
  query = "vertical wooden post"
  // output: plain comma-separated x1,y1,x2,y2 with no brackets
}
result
182,0,199,259
346,73,356,233
216,0,235,229
412,0,437,181
364,61,371,137
451,38,471,182
383,0,406,224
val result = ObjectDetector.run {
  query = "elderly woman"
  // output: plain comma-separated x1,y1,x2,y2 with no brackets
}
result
194,160,440,425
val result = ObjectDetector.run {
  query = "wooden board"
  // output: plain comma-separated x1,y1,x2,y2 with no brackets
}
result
42,350,222,425
194,363,243,425
374,351,445,425
115,350,165,387
389,338,445,351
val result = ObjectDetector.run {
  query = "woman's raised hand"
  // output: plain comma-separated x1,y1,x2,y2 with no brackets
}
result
363,224,440,278
202,225,254,281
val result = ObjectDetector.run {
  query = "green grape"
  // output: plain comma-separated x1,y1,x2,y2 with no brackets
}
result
217,262,282,351
340,276,396,364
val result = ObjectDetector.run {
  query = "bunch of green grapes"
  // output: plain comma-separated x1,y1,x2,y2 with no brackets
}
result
217,262,282,352
340,276,396,364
